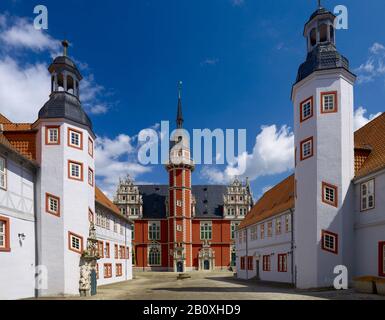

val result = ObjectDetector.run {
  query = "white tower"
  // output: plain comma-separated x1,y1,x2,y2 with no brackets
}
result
292,6,356,288
34,41,96,296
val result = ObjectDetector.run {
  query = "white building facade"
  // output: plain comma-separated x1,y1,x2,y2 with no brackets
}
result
237,6,385,289
0,42,133,299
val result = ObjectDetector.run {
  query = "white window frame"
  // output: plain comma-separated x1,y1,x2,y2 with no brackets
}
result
88,137,94,157
322,230,338,254
231,222,240,240
0,220,6,250
46,193,60,216
301,138,313,160
276,218,282,235
47,127,59,144
68,128,82,149
148,245,161,266
88,167,94,186
69,161,82,180
148,221,160,240
300,97,313,122
0,156,7,190
322,92,337,113
69,232,82,253
200,221,212,240
361,179,375,211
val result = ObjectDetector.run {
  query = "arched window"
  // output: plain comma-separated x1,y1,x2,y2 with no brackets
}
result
319,24,328,42
67,75,74,94
57,73,64,91
148,245,161,266
310,28,317,46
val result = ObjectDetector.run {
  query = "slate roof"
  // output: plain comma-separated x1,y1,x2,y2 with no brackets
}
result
137,184,228,219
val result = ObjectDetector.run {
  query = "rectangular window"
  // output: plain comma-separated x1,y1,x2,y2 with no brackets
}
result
98,241,104,258
285,215,291,233
231,222,240,240
263,255,271,271
267,221,273,237
0,156,7,190
278,254,288,272
104,263,112,278
247,256,253,270
379,242,385,277
0,216,10,252
88,167,94,187
68,232,83,254
88,208,94,223
361,180,375,211
68,160,83,181
260,224,265,239
321,91,338,113
115,244,119,259
322,182,338,207
88,137,94,157
45,126,60,145
300,96,313,122
68,128,83,149
300,137,314,161
200,221,212,240
116,263,123,277
250,225,257,241
96,264,99,279
120,245,125,259
276,218,282,235
240,257,245,270
321,230,338,254
148,221,160,240
105,242,110,258
45,193,60,217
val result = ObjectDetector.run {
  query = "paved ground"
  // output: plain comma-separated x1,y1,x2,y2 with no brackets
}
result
61,272,385,300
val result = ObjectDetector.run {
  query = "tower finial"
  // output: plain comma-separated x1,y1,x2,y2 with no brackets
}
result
62,40,69,57
317,0,322,8
176,81,184,129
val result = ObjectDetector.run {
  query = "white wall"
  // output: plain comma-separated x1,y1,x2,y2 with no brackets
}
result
0,153,36,300
354,171,385,278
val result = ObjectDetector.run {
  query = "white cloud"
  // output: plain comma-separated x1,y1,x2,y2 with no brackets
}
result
262,185,273,194
0,15,60,52
354,107,382,130
200,124,294,183
0,14,112,122
95,134,152,197
355,42,385,84
200,58,219,66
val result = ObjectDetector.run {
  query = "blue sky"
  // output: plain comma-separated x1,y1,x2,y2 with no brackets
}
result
0,0,385,198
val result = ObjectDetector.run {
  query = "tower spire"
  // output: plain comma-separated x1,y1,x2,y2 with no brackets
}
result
62,40,69,57
176,81,183,129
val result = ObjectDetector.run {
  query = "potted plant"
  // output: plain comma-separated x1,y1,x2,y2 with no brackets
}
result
353,276,378,294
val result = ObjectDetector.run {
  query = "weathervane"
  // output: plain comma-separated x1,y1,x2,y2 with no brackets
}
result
178,80,182,99
317,0,322,8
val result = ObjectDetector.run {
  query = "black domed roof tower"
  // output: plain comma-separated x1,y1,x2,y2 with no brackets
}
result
38,40,93,130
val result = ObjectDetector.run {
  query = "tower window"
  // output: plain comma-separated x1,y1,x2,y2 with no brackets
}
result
88,138,94,157
322,182,338,207
45,126,60,145
310,28,317,46
68,231,83,254
321,91,338,113
0,216,10,252
46,193,60,217
321,230,338,254
88,167,94,187
361,179,375,211
300,96,313,122
68,160,83,181
300,137,314,161
0,156,7,190
68,128,83,149
319,24,328,42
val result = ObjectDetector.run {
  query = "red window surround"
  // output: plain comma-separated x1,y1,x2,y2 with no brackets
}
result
321,230,339,255
45,193,60,217
67,127,83,150
321,91,338,114
247,256,253,270
98,241,104,258
299,96,314,123
104,263,112,278
379,241,385,277
300,137,314,161
322,182,338,208
240,257,245,270
105,242,110,258
68,160,84,181
45,126,60,145
68,231,83,254
263,255,271,271
0,215,11,252
278,254,288,272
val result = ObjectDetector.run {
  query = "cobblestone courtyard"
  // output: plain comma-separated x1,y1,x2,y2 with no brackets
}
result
60,272,385,300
